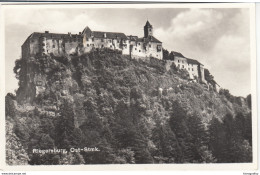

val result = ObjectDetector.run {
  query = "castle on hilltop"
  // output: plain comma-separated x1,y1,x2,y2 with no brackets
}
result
22,21,163,60
21,20,208,84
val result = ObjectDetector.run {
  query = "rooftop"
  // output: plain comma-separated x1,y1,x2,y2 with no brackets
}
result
92,31,128,40
144,20,153,28
186,58,203,65
171,51,185,58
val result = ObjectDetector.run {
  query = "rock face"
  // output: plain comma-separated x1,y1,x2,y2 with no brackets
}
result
7,49,252,165
14,50,250,127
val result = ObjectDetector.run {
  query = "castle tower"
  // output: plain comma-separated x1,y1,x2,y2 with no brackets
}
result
144,20,153,38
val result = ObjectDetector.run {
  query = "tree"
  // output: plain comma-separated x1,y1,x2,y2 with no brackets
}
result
151,119,180,163
246,94,251,109
6,119,29,165
5,93,16,118
208,117,225,162
55,100,75,149
204,69,214,83
162,49,169,60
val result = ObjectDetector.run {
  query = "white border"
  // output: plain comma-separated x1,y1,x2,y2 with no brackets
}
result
0,2,257,171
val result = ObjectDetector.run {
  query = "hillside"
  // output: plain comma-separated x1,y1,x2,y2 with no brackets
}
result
6,49,252,165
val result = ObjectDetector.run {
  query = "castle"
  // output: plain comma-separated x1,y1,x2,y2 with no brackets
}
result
170,51,205,82
21,21,206,83
22,21,163,60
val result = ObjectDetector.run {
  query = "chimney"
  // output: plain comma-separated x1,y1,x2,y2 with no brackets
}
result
104,33,106,38
45,31,49,33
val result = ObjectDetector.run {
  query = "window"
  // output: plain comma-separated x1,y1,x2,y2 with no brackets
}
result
178,60,180,63
182,65,184,68
192,68,194,71
178,64,180,68
139,50,141,52
101,39,104,42
53,45,55,48
138,43,140,45
188,68,190,71
157,45,162,52
92,38,94,42
87,44,89,47
182,60,184,63
110,45,112,48
101,44,104,48
149,29,152,32
87,38,89,41
109,40,112,43
149,44,151,48
135,48,137,50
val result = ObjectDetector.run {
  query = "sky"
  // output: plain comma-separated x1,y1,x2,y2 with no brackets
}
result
4,6,251,97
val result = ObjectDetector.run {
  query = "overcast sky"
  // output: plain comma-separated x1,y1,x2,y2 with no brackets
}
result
5,6,251,97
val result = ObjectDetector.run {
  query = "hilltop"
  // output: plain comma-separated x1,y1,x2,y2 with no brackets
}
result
6,49,252,165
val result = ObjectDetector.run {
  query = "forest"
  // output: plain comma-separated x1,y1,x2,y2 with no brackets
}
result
6,49,252,164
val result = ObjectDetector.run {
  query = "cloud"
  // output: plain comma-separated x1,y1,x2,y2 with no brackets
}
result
154,8,250,96
5,8,107,34
4,7,251,97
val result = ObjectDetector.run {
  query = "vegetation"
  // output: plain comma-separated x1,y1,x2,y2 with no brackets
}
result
6,49,252,164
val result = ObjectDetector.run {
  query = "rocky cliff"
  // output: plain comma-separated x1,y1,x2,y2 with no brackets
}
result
6,49,252,165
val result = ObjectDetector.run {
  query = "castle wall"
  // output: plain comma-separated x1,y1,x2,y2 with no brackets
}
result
122,40,130,55
146,42,162,60
29,38,40,57
82,34,94,53
22,36,40,59
82,35,129,54
45,38,63,56
173,56,188,69
173,56,201,80
64,40,81,55
187,63,199,79
22,39,30,59
199,65,206,83
130,41,162,59
130,41,146,58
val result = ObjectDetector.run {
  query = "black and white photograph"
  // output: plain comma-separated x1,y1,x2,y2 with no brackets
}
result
1,3,257,170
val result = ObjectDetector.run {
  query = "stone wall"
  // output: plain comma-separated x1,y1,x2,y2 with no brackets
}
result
82,35,129,54
130,41,162,59
21,39,30,59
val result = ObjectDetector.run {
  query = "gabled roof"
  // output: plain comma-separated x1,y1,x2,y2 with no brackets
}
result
186,58,202,65
146,36,162,43
22,32,82,46
135,36,162,43
28,32,81,39
82,26,92,36
127,35,139,41
170,51,204,65
171,51,185,58
92,31,128,40
144,20,152,28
